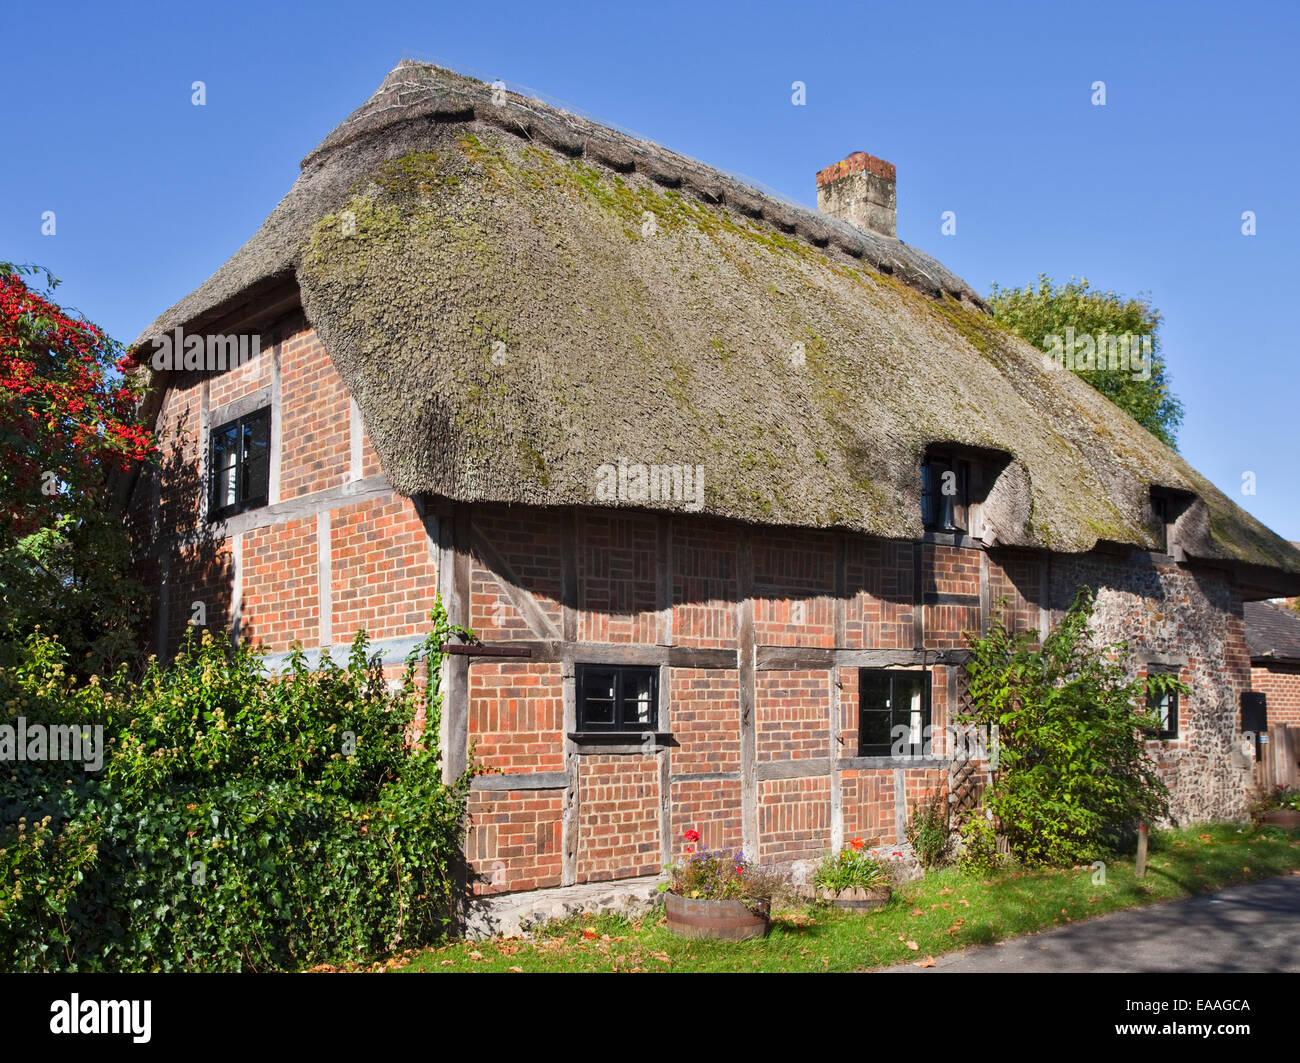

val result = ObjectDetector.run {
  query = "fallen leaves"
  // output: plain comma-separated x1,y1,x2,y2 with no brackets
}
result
914,956,936,968
904,940,919,951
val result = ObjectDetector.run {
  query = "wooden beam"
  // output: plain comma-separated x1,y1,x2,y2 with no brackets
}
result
471,771,568,791
979,550,991,635
737,529,758,859
317,511,332,649
562,509,579,642
757,646,836,670
439,504,470,783
755,757,834,781
145,474,393,552
439,643,533,658
656,514,673,646
269,342,282,505
833,532,847,646
561,659,579,886
913,542,925,650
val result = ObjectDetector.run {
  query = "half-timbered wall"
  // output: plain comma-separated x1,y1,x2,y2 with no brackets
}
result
132,320,1260,898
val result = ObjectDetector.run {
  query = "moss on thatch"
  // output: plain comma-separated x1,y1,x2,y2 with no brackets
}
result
132,61,1300,580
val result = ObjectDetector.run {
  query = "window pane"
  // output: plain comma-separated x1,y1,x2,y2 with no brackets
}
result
243,453,269,503
212,424,238,510
860,710,892,752
895,674,928,747
581,669,616,725
860,673,892,714
622,670,654,727
241,413,270,503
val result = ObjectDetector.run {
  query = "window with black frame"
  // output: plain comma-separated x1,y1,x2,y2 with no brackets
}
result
1145,673,1179,740
576,664,658,733
858,669,931,757
921,454,969,532
209,407,271,519
579,662,660,727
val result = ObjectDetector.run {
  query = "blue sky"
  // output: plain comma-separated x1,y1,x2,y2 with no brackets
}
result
3,0,1297,538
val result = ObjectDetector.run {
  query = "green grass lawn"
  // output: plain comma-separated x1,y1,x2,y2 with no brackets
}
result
388,822,1300,973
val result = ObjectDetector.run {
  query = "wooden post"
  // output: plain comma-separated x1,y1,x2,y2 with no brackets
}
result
1278,726,1299,790
1135,823,1148,880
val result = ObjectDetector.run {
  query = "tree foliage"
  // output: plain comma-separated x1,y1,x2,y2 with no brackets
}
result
988,274,1184,449
0,264,155,673
961,588,1178,866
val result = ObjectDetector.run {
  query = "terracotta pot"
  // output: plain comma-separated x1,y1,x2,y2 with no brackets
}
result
1261,809,1300,828
664,892,770,941
815,885,891,911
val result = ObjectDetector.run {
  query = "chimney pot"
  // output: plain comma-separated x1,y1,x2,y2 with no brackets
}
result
816,151,897,238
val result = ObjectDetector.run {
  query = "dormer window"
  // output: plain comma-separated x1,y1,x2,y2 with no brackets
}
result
1149,487,1193,555
922,452,971,532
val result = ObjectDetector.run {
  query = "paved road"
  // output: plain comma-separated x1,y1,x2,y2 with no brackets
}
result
885,874,1300,973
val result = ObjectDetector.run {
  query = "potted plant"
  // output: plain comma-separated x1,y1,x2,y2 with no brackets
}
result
660,830,784,940
812,838,892,910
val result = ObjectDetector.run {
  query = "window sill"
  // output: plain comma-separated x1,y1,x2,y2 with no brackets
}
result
843,755,952,770
569,731,675,754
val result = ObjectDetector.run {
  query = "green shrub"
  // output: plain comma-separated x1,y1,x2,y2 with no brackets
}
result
906,788,950,869
962,588,1173,866
0,598,470,971
957,813,1003,873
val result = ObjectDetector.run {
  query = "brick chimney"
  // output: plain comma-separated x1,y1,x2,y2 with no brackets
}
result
815,151,896,238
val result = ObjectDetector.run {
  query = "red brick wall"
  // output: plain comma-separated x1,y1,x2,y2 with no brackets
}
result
840,769,895,843
579,513,658,642
577,755,661,882
669,669,740,774
468,662,565,774
987,550,1042,634
672,519,736,648
845,539,917,649
671,779,743,856
758,776,831,862
278,328,349,501
208,343,270,409
242,517,318,649
757,670,829,761
1252,663,1300,727
753,530,835,647
330,494,437,644
467,789,564,894
468,507,565,637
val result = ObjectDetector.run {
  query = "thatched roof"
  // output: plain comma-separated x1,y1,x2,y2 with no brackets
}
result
134,62,1300,586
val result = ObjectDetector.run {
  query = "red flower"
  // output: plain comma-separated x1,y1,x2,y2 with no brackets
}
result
849,837,865,851
685,846,694,854
683,829,701,843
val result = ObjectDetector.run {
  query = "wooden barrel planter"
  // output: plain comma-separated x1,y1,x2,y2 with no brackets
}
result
1261,809,1300,828
815,886,891,911
664,893,770,941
